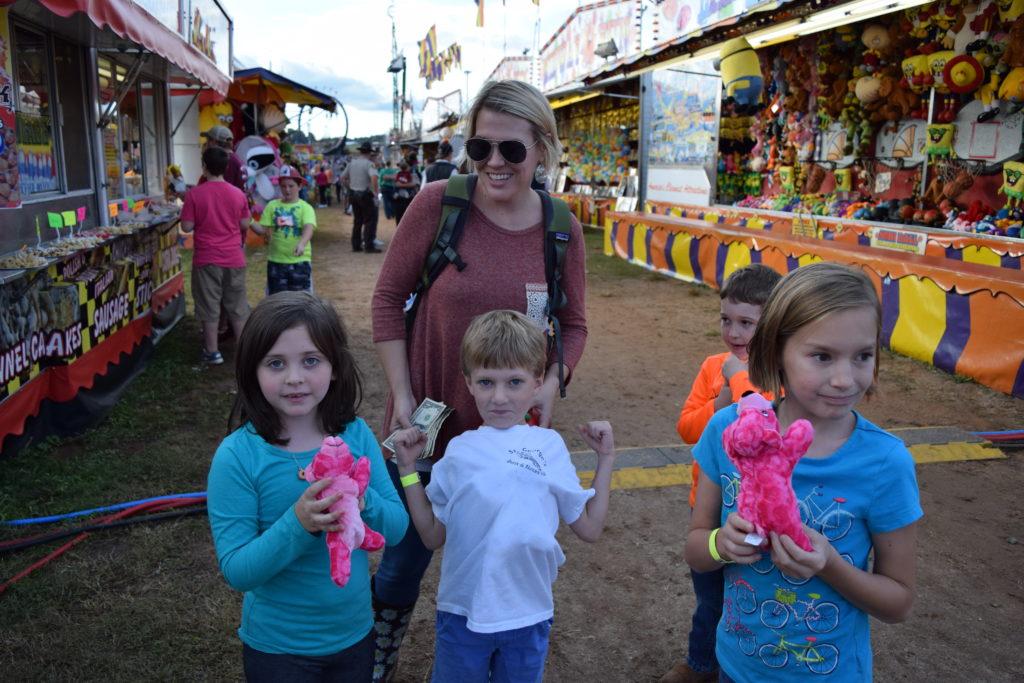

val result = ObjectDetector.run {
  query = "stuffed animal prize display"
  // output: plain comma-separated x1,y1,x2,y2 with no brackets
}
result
303,436,386,587
722,393,815,552
715,0,1024,238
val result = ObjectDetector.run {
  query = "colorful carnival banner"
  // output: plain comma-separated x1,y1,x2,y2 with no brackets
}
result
540,1,637,92
0,7,20,209
418,26,461,90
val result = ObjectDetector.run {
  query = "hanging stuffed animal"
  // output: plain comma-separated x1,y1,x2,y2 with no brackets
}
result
925,124,956,161
716,37,764,114
999,161,1024,208
722,393,814,552
304,436,386,587
235,135,283,219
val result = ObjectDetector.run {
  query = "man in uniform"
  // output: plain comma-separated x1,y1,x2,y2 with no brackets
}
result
340,141,381,253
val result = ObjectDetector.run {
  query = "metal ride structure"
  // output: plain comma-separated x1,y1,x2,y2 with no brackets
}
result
387,3,407,138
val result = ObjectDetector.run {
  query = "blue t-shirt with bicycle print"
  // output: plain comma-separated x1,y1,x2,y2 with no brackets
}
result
695,406,922,682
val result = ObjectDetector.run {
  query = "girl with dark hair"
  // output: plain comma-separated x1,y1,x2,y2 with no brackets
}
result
207,291,407,682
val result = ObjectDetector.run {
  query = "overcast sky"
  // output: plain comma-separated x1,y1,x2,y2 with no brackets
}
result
221,0,591,139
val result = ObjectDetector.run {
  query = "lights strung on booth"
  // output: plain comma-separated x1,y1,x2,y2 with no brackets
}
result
747,0,935,48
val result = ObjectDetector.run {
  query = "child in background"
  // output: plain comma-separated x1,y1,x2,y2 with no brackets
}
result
661,263,781,683
252,166,316,295
207,291,408,682
179,145,252,365
391,310,616,683
315,164,331,208
685,262,922,682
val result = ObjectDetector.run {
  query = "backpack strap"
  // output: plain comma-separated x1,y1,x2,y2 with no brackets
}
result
405,174,476,331
537,189,572,398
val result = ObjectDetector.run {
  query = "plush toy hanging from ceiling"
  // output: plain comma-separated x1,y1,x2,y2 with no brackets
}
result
999,161,1024,209
835,167,853,193
235,135,284,219
929,50,961,121
716,37,764,114
925,124,956,161
995,15,1024,117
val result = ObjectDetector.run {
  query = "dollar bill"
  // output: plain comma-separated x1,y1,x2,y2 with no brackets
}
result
382,398,453,459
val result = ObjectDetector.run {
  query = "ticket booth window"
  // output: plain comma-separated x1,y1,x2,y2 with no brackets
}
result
13,25,60,196
97,56,150,200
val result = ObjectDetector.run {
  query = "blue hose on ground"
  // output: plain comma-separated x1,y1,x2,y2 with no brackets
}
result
1,492,207,525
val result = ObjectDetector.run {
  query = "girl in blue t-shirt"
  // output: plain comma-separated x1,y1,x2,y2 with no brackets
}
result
207,291,407,682
685,262,922,682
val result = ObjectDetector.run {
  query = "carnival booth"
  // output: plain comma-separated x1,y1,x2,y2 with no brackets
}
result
0,0,233,454
536,0,643,228
577,0,1024,399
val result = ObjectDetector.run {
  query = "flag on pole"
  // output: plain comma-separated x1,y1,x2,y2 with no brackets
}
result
475,0,484,27
418,25,438,78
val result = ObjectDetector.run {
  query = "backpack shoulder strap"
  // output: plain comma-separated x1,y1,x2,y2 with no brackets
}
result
419,174,473,286
405,174,476,330
536,189,572,397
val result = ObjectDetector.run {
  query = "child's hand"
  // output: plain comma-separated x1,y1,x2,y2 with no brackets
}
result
577,421,615,459
718,511,766,564
721,353,748,381
392,427,427,470
768,526,832,579
294,478,342,534
293,243,304,257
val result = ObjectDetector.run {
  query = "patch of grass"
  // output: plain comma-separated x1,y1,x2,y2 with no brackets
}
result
0,316,240,679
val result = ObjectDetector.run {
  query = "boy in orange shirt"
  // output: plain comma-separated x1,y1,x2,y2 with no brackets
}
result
661,263,781,683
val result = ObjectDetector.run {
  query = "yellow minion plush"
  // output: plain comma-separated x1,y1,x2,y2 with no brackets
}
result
716,37,764,112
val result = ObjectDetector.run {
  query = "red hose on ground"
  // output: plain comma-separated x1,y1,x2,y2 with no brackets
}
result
0,496,206,596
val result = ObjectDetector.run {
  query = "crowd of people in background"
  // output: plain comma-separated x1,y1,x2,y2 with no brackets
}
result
179,122,451,367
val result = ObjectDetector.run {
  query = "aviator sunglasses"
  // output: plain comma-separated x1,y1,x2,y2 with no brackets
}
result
464,137,540,164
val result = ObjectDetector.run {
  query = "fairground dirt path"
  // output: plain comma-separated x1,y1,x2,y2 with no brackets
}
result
306,201,1021,682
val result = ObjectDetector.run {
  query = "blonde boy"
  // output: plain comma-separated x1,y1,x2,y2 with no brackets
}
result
392,309,615,683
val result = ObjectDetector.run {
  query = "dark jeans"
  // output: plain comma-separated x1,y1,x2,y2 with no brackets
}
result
267,260,312,294
241,630,373,682
381,186,395,219
393,196,412,225
373,459,434,606
688,564,724,675
317,185,330,206
350,190,379,250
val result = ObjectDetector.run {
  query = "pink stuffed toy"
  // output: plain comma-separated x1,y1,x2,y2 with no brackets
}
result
304,436,385,586
722,393,814,552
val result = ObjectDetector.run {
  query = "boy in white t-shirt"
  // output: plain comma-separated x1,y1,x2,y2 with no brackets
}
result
391,309,616,683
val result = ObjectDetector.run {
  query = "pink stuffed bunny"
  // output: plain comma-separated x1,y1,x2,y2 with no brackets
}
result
304,436,385,586
722,393,814,552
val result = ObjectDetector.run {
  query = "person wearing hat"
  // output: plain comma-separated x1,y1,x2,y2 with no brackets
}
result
200,125,246,191
424,140,458,183
252,166,317,294
340,141,382,253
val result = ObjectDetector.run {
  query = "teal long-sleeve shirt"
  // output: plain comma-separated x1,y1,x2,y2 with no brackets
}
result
207,418,408,656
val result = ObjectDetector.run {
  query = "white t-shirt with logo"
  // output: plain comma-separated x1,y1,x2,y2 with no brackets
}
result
426,424,594,633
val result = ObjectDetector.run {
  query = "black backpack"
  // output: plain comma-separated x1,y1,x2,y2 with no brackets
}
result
404,173,572,397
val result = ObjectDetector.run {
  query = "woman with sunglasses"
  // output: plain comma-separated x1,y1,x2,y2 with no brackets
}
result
369,79,588,680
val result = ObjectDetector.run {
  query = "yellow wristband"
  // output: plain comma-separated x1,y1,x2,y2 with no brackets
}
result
399,472,421,488
709,527,733,564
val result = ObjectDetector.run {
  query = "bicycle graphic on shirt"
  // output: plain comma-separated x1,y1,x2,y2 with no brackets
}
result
759,633,840,674
798,484,854,541
759,586,840,633
720,473,741,508
723,574,757,656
